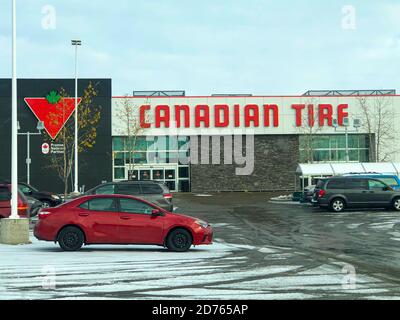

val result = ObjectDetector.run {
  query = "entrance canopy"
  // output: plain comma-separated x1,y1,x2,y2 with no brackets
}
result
296,162,400,177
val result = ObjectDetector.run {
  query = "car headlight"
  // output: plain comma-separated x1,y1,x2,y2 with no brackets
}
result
51,195,60,200
195,220,209,228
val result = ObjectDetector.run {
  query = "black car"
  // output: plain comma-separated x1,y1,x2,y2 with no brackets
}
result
85,181,174,212
18,182,62,208
316,176,400,212
26,196,43,217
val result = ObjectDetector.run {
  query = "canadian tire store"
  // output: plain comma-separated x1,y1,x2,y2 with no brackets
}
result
1,79,399,194
112,94,400,193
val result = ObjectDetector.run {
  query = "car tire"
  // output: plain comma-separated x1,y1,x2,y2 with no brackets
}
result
330,198,346,213
393,197,400,211
166,228,193,252
57,226,85,251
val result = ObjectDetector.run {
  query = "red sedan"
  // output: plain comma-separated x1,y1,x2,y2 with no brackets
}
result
34,194,213,252
0,183,29,219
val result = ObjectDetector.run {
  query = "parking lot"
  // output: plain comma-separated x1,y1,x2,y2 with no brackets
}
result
1,192,400,299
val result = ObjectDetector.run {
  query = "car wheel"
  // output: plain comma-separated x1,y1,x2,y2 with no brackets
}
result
166,228,193,252
57,226,85,251
393,198,400,211
330,198,346,213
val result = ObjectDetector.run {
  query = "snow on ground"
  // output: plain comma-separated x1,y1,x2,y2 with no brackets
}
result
0,233,398,300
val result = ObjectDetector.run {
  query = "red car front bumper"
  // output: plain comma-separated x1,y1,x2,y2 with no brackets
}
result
193,226,213,245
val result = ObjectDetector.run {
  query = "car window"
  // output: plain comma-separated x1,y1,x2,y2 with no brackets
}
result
141,184,163,194
327,179,347,189
79,201,89,210
369,180,387,190
347,179,368,190
80,198,117,212
18,184,31,194
159,183,171,194
316,179,326,188
327,179,367,190
116,184,141,195
378,178,399,187
94,184,115,195
119,198,154,215
0,187,11,201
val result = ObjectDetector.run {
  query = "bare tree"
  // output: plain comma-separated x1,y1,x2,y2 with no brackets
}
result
357,96,396,162
45,83,101,197
115,96,150,179
297,98,323,163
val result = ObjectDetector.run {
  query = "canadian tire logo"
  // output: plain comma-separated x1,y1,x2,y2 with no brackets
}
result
25,91,82,140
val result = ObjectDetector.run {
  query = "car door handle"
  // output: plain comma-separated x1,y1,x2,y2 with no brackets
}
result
120,216,131,220
79,213,90,217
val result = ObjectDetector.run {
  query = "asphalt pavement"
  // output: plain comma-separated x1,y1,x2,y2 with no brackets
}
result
172,192,400,299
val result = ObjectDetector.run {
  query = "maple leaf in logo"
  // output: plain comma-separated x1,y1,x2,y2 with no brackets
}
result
46,91,61,104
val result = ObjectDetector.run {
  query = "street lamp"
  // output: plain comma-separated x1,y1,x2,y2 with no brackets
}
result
17,121,44,185
332,118,362,162
0,0,30,245
71,39,81,193
10,0,18,219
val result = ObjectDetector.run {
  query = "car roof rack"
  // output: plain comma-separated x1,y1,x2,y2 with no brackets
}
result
118,180,158,184
343,172,382,175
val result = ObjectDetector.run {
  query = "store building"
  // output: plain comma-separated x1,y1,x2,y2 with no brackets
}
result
1,81,400,194
112,90,400,193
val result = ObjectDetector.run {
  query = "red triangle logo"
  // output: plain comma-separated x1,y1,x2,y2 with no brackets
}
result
24,97,82,140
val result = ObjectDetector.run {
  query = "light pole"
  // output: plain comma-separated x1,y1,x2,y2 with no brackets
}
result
17,121,44,185
10,0,18,219
0,0,29,245
333,118,362,162
71,39,81,193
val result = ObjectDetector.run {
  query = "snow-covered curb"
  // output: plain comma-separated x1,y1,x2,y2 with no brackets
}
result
270,195,293,201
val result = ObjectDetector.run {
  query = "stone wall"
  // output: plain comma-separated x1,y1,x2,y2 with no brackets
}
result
190,135,299,192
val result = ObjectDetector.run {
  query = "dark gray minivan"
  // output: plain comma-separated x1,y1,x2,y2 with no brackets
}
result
317,176,400,212
86,181,173,212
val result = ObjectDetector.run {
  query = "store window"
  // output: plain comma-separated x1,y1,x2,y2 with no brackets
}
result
114,168,125,180
113,138,125,152
299,134,371,163
112,136,191,191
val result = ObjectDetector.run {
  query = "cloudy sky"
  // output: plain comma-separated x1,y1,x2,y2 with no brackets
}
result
1,0,400,96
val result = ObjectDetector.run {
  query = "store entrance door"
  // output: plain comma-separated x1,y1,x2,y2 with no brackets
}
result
126,165,178,192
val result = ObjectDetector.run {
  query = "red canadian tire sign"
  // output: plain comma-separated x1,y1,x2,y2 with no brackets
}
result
24,91,81,140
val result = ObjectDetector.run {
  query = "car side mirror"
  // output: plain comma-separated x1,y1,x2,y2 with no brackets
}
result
151,209,162,216
383,186,393,192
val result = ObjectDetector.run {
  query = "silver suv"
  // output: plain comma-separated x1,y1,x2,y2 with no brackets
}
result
316,177,400,212
86,181,173,212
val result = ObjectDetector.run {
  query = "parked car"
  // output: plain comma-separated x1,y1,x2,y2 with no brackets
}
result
311,178,328,206
26,196,43,217
303,185,316,202
315,176,400,212
34,194,213,252
343,173,400,190
18,182,62,208
0,183,29,219
85,181,173,212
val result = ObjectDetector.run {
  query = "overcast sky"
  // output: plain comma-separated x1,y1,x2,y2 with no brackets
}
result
1,0,400,96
